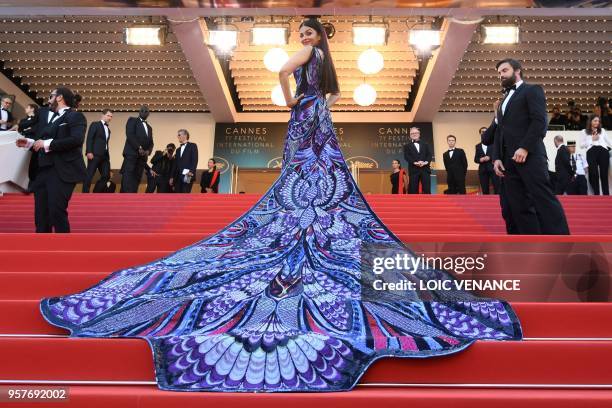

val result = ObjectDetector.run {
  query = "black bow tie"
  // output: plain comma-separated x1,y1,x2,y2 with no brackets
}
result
180,143,187,146
449,149,455,151
504,85,517,93
413,141,420,144
140,119,147,123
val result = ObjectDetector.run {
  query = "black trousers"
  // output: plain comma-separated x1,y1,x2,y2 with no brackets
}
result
175,178,193,194
33,166,76,233
146,175,172,193
446,169,466,194
120,156,146,193
408,168,431,194
82,154,110,193
503,154,570,235
479,167,499,194
586,146,610,195
554,174,572,195
567,175,588,195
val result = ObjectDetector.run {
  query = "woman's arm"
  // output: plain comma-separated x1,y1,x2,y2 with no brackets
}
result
327,92,341,108
279,46,313,107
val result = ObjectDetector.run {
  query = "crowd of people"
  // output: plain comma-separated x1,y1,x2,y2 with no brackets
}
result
389,95,610,197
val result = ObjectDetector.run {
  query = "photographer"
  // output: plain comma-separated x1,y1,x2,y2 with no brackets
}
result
145,143,176,193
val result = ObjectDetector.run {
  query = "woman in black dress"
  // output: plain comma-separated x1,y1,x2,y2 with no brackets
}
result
200,158,221,193
389,159,407,194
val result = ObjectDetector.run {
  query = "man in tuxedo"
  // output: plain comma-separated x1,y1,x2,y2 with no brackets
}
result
83,109,113,193
171,129,198,193
120,105,153,193
553,135,572,195
16,86,86,233
0,96,14,131
443,135,467,194
403,127,432,194
474,127,499,194
491,58,569,235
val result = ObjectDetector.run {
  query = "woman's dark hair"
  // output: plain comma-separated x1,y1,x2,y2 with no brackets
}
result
586,114,602,135
209,158,217,171
27,103,39,115
55,86,81,108
298,18,339,96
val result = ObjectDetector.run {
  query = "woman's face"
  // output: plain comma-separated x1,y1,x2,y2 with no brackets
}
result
591,117,600,128
299,25,321,47
208,160,215,169
392,160,400,170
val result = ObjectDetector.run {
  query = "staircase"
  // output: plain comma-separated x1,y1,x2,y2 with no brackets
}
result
1,193,611,407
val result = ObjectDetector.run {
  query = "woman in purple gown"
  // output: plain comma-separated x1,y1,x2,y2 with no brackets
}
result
40,19,522,392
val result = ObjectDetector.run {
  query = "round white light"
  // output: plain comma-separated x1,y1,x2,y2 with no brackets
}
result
353,84,377,106
357,48,384,75
264,48,289,73
271,84,288,107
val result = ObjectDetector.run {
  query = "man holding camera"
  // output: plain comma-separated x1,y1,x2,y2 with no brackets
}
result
145,143,176,193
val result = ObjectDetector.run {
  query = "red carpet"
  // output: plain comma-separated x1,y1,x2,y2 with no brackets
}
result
1,193,611,406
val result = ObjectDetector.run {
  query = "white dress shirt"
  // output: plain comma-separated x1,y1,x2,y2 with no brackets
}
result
482,144,488,155
501,80,523,115
571,152,588,176
580,128,612,151
413,141,420,153
448,149,454,159
179,143,190,175
0,108,8,129
141,119,148,136
101,120,110,141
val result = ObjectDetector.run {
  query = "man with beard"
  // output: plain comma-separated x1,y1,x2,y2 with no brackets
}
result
491,58,569,235
16,86,86,233
120,105,153,193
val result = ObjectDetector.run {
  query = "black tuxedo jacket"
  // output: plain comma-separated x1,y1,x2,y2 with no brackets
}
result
86,121,110,157
474,143,494,173
38,109,87,183
123,117,153,158
403,141,432,174
174,142,198,179
554,145,572,180
18,116,37,138
491,83,548,161
443,148,467,174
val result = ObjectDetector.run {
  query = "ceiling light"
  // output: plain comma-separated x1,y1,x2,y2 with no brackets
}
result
409,29,441,52
124,26,165,46
481,24,520,44
263,47,289,73
252,26,288,46
357,48,384,75
353,83,377,107
208,24,238,55
352,23,388,46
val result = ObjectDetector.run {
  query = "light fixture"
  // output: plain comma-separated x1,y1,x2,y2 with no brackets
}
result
357,48,384,75
263,47,289,73
271,84,292,107
409,29,441,52
352,23,388,46
207,24,238,55
252,26,289,46
124,26,166,45
481,24,520,44
353,83,377,106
